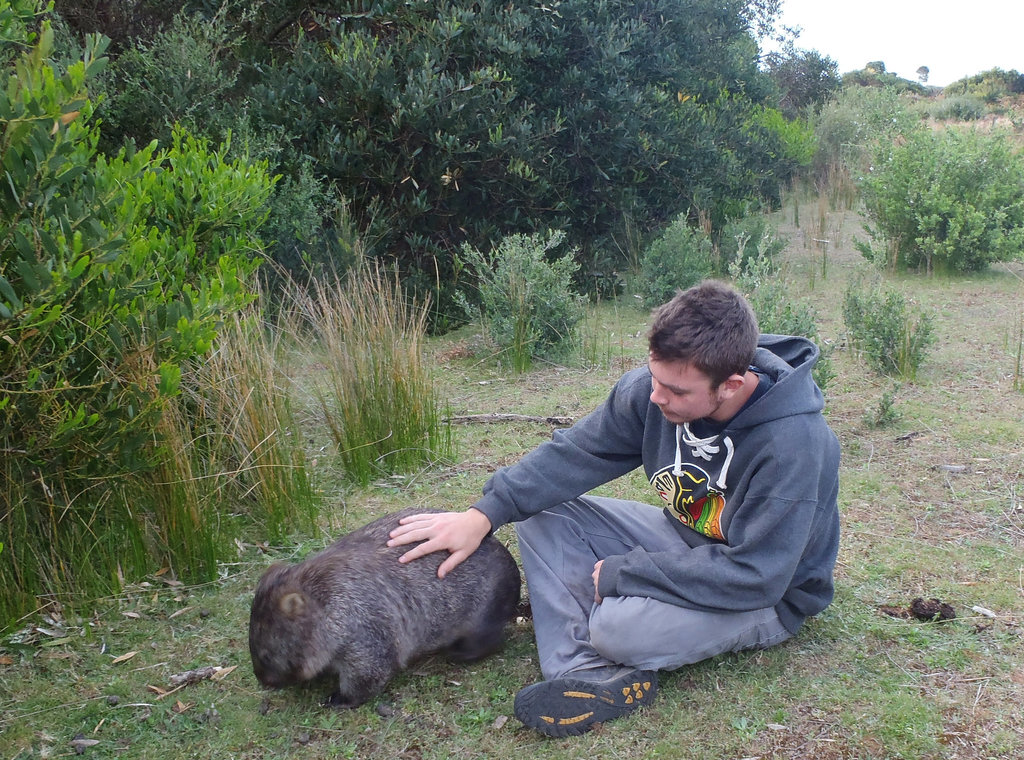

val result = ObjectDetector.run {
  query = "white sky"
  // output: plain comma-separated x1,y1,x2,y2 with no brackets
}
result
768,0,1024,87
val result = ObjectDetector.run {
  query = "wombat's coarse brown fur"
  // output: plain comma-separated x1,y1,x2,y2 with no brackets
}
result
248,508,521,708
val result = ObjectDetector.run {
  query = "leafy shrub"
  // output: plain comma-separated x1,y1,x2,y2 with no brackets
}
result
459,230,586,371
634,215,716,309
211,0,801,316
810,85,919,181
863,382,902,428
718,214,786,274
97,9,237,148
746,106,817,182
929,95,986,122
762,47,841,119
1,20,277,623
54,0,808,320
842,283,936,379
859,128,1024,273
94,9,342,286
944,67,1024,102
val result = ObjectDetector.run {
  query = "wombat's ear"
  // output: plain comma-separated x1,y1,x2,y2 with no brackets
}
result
279,592,308,619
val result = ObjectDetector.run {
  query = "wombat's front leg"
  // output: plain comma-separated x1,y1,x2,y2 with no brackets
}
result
446,618,509,662
324,662,394,709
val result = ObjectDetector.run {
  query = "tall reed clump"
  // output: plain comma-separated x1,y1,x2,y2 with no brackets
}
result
842,282,936,380
0,308,320,627
286,265,453,486
154,309,319,553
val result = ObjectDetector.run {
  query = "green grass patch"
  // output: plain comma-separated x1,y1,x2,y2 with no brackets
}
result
3,207,1023,759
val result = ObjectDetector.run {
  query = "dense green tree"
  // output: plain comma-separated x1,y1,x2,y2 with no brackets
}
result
763,47,840,118
944,67,1024,102
49,0,803,318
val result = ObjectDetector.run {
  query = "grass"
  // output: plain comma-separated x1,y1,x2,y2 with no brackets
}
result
2,205,1023,759
283,264,454,487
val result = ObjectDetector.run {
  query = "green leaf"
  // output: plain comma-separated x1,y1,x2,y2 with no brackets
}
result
157,362,181,397
0,275,22,310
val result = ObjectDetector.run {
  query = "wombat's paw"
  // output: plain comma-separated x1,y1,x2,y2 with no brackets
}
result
446,629,507,662
323,691,362,709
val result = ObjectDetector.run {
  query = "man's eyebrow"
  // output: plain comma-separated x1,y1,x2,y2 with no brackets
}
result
648,365,687,394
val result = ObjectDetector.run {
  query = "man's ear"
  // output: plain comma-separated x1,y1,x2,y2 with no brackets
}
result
718,373,747,396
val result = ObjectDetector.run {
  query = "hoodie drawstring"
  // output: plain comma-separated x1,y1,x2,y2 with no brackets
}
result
674,423,735,490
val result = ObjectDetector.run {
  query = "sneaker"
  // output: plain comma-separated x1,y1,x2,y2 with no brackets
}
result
513,669,658,737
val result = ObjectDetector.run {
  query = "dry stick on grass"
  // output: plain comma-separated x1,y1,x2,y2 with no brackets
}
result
445,413,575,426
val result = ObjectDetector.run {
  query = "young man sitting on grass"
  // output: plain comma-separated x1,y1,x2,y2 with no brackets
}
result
389,280,841,737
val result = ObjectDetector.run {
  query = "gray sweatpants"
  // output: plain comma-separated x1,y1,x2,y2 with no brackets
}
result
514,495,792,681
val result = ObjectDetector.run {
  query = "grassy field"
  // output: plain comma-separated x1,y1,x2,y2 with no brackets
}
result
2,202,1023,759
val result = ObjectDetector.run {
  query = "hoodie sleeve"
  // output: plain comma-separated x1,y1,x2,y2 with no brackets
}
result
598,418,840,616
473,368,652,529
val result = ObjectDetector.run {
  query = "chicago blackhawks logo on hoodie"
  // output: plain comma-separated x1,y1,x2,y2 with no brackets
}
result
650,423,734,541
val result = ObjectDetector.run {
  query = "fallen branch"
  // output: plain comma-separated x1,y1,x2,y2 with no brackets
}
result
445,413,574,426
156,665,238,698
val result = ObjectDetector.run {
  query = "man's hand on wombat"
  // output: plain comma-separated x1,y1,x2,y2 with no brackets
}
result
387,508,493,578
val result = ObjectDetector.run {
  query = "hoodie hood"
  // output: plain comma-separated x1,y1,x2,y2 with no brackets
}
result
726,334,824,431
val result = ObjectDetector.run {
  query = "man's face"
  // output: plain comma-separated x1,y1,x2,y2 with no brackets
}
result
648,355,727,425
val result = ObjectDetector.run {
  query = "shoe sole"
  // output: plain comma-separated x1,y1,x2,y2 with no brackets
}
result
514,672,657,737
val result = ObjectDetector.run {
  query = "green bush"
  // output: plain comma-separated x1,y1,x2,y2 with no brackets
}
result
944,67,1024,102
864,382,902,428
718,214,786,274
634,215,715,309
97,9,237,148
859,128,1024,273
745,105,817,186
763,47,841,119
55,0,807,319
168,0,797,315
1,17,277,623
459,230,586,371
929,95,986,122
93,8,343,287
811,85,919,181
842,283,936,379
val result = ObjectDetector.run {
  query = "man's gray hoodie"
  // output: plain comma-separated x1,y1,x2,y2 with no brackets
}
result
473,334,841,634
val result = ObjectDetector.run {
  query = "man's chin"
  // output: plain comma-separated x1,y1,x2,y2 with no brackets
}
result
659,411,689,425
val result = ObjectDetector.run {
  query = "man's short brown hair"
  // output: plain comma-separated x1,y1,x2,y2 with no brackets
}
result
647,280,759,387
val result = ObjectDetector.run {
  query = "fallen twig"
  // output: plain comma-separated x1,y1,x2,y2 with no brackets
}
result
445,413,574,426
168,665,236,687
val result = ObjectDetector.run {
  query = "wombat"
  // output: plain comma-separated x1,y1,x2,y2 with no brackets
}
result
248,508,521,708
